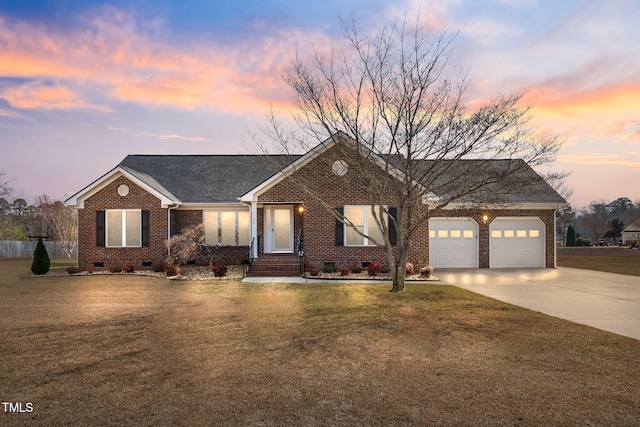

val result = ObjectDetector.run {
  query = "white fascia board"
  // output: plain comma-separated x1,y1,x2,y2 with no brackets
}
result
240,133,423,202
241,137,336,202
441,202,568,210
176,202,249,210
64,167,178,208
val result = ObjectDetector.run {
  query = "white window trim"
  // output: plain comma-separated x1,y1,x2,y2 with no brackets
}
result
344,205,387,247
203,209,250,246
106,209,142,248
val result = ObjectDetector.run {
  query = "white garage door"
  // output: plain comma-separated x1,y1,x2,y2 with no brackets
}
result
490,217,545,268
429,218,478,268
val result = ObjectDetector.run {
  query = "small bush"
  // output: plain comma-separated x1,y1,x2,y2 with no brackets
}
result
151,260,165,272
212,262,228,277
350,264,363,274
367,261,382,276
122,263,135,273
165,263,180,276
419,265,434,278
406,262,414,275
31,238,51,275
339,267,351,276
321,263,338,274
380,265,389,274
66,266,79,274
109,266,122,273
309,267,320,276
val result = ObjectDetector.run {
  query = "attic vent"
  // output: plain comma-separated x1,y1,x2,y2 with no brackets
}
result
117,184,130,197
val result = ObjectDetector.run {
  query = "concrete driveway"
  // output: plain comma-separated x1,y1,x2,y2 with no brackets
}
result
437,267,640,341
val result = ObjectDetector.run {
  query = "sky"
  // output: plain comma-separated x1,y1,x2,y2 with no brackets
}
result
0,0,638,209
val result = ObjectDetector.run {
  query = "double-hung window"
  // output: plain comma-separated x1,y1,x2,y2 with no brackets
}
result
203,209,250,246
344,205,386,246
106,209,142,247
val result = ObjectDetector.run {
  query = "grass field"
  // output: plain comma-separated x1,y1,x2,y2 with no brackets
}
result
1,258,640,426
558,246,640,276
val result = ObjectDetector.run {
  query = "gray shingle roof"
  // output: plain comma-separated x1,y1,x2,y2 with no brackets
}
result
117,154,564,205
414,159,566,204
118,155,299,203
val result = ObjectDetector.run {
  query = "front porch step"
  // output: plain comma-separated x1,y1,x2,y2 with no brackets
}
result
247,254,302,277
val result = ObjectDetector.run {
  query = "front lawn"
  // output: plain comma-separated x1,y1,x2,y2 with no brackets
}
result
1,258,639,426
558,246,640,276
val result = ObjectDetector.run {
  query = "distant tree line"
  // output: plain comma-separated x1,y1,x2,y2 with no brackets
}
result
0,170,77,258
558,197,640,246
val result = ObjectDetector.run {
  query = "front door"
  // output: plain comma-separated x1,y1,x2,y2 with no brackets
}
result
264,205,294,253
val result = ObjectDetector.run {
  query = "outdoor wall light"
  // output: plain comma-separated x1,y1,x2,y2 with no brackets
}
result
298,206,305,214
482,214,489,224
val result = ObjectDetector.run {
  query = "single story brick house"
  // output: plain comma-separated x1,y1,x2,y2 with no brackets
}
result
65,135,567,274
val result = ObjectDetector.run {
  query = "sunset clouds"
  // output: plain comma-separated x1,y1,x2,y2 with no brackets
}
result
0,0,638,207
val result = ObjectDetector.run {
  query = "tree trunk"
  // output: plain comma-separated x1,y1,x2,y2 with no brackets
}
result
389,247,408,293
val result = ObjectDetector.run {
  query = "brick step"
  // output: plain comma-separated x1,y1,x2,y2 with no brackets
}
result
247,255,302,277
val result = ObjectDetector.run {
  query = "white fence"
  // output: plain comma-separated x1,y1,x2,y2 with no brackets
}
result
0,240,77,258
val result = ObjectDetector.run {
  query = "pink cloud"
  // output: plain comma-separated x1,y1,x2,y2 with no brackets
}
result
0,9,309,113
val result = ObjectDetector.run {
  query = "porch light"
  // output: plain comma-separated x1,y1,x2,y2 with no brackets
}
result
482,214,489,224
298,206,305,214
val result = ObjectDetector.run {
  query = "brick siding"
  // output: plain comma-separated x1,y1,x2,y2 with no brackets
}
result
77,176,167,271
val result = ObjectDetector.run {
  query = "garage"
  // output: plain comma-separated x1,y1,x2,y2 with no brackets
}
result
429,218,478,268
490,217,545,268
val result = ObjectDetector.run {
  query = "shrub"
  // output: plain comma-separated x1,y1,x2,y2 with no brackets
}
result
164,263,180,276
380,265,389,274
212,262,228,277
109,266,122,273
151,260,165,272
350,264,363,274
66,266,79,274
122,263,135,273
309,267,320,276
321,263,338,274
419,265,434,278
367,261,382,276
339,267,351,276
406,262,414,275
31,237,51,275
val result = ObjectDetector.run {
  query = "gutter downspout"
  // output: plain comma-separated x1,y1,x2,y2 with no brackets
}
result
167,204,181,255
554,206,558,268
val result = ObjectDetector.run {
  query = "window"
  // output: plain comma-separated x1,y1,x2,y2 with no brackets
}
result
106,210,141,247
203,209,250,246
529,230,540,238
517,230,527,238
344,206,386,246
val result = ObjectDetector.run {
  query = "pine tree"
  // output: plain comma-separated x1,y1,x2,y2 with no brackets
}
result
566,225,576,247
31,237,51,275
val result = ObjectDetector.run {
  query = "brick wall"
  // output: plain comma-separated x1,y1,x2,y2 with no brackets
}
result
78,176,167,271
431,209,556,268
257,144,430,269
257,144,557,270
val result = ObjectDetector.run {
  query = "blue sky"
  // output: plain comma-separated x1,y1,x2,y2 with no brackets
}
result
0,0,638,208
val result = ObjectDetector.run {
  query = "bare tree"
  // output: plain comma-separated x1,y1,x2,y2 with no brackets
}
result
261,15,561,292
0,170,12,199
165,224,222,267
31,194,78,259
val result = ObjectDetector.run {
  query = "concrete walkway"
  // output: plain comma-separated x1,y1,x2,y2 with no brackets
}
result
436,267,640,341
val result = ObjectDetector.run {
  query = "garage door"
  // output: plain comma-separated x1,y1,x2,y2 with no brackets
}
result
429,218,478,268
490,217,545,268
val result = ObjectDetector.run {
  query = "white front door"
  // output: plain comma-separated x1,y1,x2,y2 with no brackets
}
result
264,205,294,253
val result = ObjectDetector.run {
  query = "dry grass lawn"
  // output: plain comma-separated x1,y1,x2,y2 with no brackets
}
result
1,258,640,426
558,246,640,276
